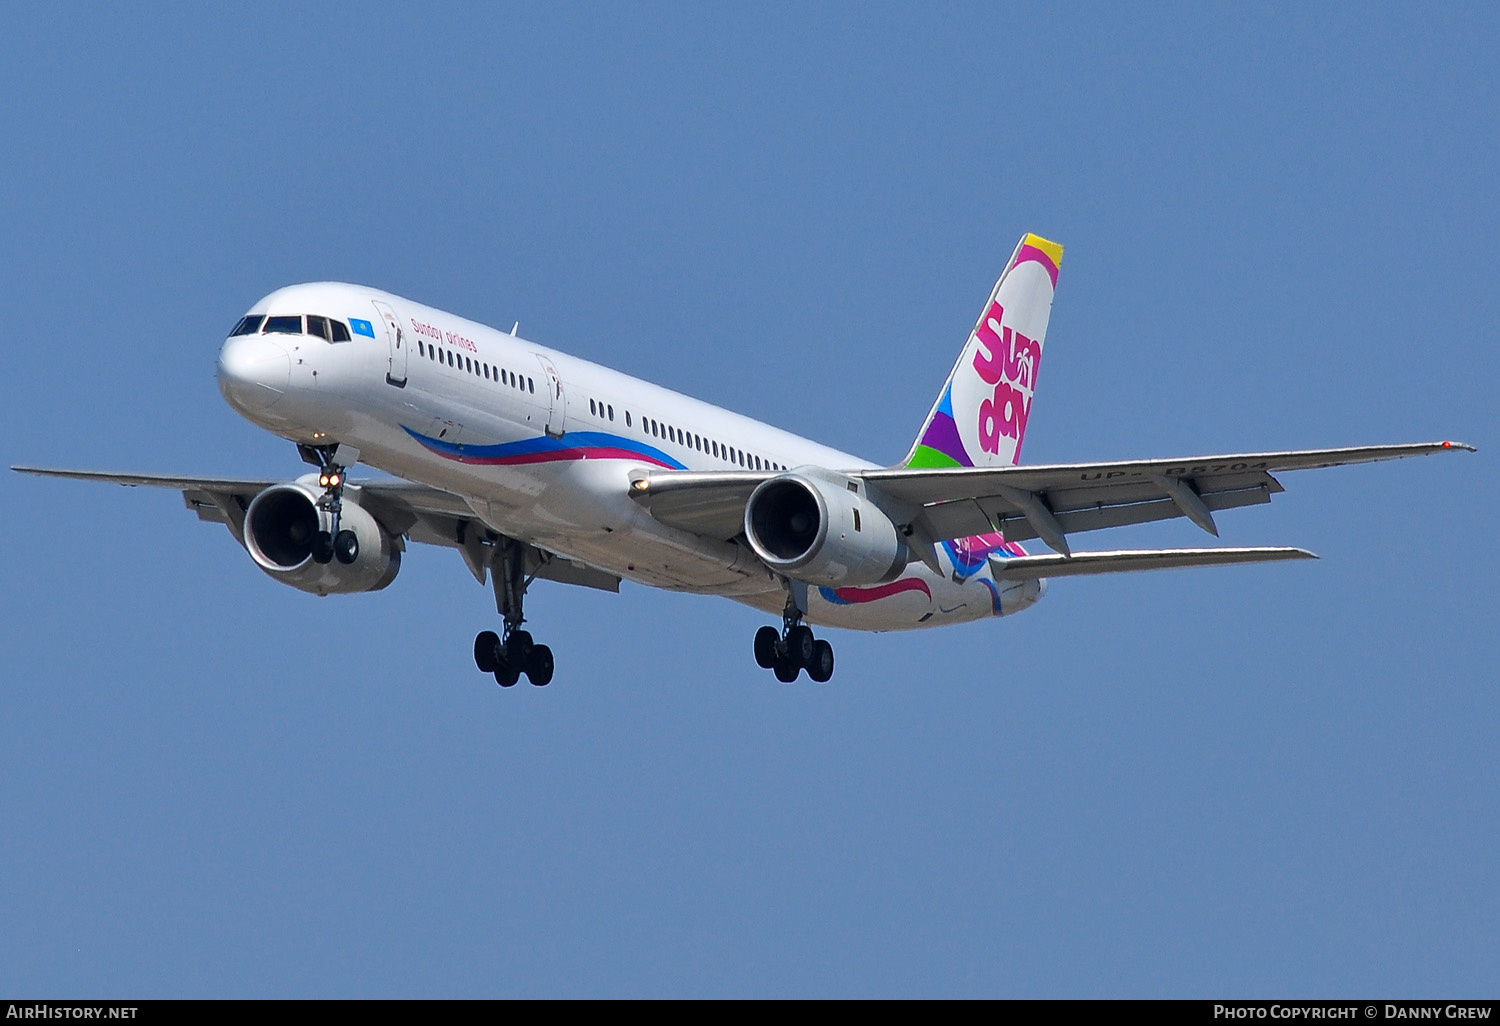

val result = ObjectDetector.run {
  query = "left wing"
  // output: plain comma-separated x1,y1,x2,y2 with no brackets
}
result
11,466,621,594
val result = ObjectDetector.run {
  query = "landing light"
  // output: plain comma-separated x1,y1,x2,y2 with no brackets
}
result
319,472,342,488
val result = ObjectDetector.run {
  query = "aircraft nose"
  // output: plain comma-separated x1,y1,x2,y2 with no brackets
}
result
218,335,291,412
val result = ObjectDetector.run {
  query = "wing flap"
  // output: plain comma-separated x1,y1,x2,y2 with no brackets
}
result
989,546,1316,580
923,480,1278,544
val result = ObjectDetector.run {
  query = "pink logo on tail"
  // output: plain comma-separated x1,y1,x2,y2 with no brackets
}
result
971,301,1042,460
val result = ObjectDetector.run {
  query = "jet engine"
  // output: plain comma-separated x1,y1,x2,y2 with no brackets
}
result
243,481,402,595
744,470,909,586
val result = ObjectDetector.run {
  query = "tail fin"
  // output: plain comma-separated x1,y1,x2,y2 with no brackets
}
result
903,233,1063,468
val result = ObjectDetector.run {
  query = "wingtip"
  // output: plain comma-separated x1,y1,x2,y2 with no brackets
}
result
1442,441,1477,453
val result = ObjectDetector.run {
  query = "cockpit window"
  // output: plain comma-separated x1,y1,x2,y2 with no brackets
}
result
229,315,265,337
263,315,303,334
306,315,330,341
329,319,351,342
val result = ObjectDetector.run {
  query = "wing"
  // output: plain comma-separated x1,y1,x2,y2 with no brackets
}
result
11,466,620,594
856,441,1474,556
625,442,1473,564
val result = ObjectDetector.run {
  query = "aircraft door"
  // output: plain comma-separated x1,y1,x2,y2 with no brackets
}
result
535,355,566,437
371,300,407,387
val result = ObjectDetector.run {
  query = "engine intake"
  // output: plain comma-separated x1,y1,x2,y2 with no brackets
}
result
243,480,401,594
744,470,908,586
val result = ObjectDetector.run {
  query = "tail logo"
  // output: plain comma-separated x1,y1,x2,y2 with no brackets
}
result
972,301,1041,457
903,232,1061,471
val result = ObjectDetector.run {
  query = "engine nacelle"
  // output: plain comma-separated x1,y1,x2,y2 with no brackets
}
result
744,469,908,586
243,479,402,595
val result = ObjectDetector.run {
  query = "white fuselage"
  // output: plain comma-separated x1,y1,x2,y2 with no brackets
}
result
217,282,1044,631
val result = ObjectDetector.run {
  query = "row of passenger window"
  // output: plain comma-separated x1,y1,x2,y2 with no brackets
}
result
640,413,784,471
417,339,535,395
416,349,783,473
579,394,784,472
229,314,352,342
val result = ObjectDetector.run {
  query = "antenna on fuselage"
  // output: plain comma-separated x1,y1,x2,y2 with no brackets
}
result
510,322,519,337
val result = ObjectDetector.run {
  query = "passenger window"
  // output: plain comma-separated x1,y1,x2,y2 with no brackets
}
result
465,357,472,373
754,455,761,470
263,315,302,334
590,399,596,415
418,341,426,357
608,404,614,421
625,412,632,427
306,315,330,341
528,378,535,393
330,319,351,342
229,315,265,337
448,352,455,367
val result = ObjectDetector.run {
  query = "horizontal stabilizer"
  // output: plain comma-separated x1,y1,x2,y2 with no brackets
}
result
989,546,1316,580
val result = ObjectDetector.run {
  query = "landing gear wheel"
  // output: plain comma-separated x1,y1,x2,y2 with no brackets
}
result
507,629,534,666
311,530,335,565
754,626,780,669
494,662,520,687
807,640,835,683
474,630,500,673
333,529,359,564
526,645,554,686
773,656,801,683
787,624,816,668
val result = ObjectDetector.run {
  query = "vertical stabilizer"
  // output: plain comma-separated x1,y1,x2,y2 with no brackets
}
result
903,233,1063,468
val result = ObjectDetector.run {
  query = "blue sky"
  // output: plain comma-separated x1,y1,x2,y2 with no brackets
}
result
2,4,1495,997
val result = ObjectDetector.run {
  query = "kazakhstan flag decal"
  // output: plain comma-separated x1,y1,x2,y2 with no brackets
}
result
350,318,376,338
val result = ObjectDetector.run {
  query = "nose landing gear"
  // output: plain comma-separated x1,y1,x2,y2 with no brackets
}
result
298,442,361,565
754,582,835,682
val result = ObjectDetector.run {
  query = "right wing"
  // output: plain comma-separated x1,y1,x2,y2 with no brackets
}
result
855,441,1474,557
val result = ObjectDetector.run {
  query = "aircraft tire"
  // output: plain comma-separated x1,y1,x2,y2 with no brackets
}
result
474,630,500,673
526,645,554,686
494,662,520,687
773,656,800,683
333,529,359,564
754,626,780,669
507,629,534,666
808,640,834,683
787,625,816,668
311,530,335,565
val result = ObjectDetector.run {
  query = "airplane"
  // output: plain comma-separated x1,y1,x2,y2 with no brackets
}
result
14,233,1473,686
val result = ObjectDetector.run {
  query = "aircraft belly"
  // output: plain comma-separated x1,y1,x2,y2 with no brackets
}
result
800,569,1000,632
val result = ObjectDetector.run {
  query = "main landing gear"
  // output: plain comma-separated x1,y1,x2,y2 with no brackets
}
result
298,442,361,566
472,537,555,687
754,583,835,683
